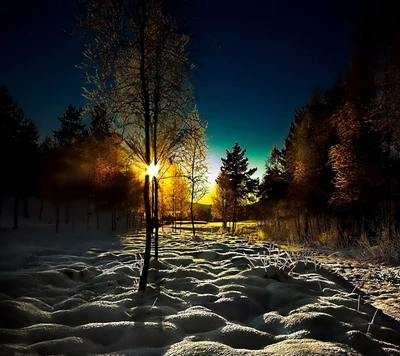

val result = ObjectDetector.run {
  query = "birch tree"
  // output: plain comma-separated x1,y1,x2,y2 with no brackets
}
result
79,0,195,291
178,109,209,237
212,172,234,231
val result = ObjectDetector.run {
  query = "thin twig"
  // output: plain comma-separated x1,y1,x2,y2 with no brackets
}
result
367,309,378,334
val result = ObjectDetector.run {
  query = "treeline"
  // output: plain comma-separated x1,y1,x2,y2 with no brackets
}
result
0,86,212,231
258,1,400,248
0,87,141,230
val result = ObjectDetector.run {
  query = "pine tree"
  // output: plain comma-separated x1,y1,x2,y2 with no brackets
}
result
259,146,287,228
39,134,55,154
219,142,258,234
53,104,86,147
90,103,114,139
51,104,87,226
0,85,39,227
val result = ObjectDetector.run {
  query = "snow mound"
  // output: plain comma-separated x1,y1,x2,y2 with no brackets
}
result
0,231,399,355
165,306,227,333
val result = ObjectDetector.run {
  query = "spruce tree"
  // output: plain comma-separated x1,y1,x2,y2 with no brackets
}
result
0,85,39,227
53,104,86,147
219,142,258,234
90,103,114,139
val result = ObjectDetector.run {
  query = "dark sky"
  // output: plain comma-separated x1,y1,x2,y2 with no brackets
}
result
1,0,363,182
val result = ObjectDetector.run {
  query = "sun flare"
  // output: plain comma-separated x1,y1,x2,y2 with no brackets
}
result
146,163,159,179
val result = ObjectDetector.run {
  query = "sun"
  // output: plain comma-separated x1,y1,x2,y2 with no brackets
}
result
147,163,159,180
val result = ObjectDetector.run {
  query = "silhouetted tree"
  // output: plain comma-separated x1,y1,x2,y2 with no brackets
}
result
50,104,88,225
212,172,234,230
53,104,86,147
90,103,114,139
254,0,400,247
79,0,195,291
178,109,209,238
158,164,190,228
284,94,337,241
259,146,287,228
219,142,258,234
0,85,39,227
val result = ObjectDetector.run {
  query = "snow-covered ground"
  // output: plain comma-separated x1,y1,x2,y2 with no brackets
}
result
305,245,400,327
1,201,400,355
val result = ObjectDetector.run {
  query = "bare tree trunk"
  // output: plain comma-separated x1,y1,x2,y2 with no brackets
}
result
13,196,19,229
390,200,396,238
190,178,196,238
138,2,152,292
87,200,91,231
276,203,280,229
72,203,75,233
96,204,100,231
173,195,176,232
139,175,152,291
316,214,321,234
295,207,301,240
39,199,44,220
304,212,309,244
111,210,117,232
55,203,60,233
154,178,159,260
190,202,195,238
232,196,237,235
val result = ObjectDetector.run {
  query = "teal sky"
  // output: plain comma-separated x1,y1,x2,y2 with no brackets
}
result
1,0,362,186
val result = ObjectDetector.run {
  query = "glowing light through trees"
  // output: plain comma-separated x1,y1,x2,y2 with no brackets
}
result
147,163,159,180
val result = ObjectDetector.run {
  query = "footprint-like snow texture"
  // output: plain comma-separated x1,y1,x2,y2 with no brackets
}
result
0,233,399,356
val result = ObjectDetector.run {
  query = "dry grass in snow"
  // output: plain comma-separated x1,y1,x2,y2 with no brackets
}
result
0,227,400,355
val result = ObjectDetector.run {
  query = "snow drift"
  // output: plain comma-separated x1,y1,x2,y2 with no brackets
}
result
0,228,399,355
